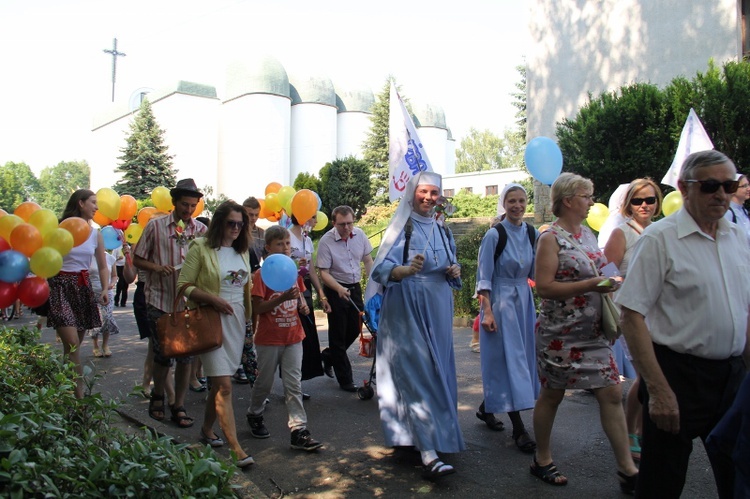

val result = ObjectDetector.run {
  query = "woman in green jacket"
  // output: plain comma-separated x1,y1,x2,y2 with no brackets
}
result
178,200,254,468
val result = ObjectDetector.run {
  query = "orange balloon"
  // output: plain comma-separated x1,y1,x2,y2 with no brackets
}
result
0,209,7,217
192,198,205,218
118,195,138,220
59,217,92,247
93,210,112,227
137,207,157,227
539,224,550,233
14,202,41,222
265,182,282,196
266,211,281,222
257,199,268,218
291,189,317,225
0,214,23,241
10,223,43,257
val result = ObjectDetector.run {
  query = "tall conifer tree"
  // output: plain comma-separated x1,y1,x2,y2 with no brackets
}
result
114,99,177,198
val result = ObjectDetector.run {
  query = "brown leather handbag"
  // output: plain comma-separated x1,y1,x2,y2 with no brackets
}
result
156,283,223,358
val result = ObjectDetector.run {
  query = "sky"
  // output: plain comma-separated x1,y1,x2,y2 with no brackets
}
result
0,0,528,175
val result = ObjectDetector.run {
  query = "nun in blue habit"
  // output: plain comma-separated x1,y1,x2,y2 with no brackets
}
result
365,171,465,480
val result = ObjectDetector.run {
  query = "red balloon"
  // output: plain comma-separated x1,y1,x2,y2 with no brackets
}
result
111,219,132,230
0,236,9,253
17,276,50,308
0,281,17,309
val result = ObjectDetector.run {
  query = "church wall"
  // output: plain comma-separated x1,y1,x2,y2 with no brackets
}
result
336,112,372,160
218,94,291,201
527,0,741,140
442,168,529,198
290,103,337,180
445,138,457,176
417,127,449,176
150,94,219,197
90,115,130,190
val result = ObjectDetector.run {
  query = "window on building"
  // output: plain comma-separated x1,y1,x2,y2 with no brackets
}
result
486,185,498,195
461,187,473,194
443,188,454,197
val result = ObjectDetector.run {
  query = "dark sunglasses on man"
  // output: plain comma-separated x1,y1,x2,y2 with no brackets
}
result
682,179,740,194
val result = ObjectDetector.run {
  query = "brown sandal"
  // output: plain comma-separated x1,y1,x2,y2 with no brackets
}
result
148,393,165,421
170,405,194,428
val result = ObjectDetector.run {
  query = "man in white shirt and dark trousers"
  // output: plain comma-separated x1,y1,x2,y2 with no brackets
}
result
316,205,373,392
617,150,750,498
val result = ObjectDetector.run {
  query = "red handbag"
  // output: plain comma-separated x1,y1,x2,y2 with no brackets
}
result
156,283,223,358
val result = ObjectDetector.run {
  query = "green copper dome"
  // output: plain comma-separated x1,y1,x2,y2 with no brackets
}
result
289,74,336,106
334,85,375,113
224,55,290,102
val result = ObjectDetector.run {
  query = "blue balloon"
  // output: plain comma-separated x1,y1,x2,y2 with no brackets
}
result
101,226,122,251
261,254,298,292
314,191,322,210
278,213,293,229
0,250,30,283
524,136,563,185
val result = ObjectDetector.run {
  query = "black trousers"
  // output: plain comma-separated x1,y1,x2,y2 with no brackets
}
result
637,343,746,499
114,266,128,306
322,282,362,386
132,281,151,339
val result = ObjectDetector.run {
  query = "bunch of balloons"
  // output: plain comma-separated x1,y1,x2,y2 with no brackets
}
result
525,136,563,186
259,182,328,231
0,202,93,309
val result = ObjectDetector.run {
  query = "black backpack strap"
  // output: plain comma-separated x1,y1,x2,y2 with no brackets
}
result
403,218,413,265
493,223,508,262
526,222,537,250
730,207,737,224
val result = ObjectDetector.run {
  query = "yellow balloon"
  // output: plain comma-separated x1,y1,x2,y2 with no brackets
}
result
313,211,328,231
586,202,609,232
152,186,173,212
277,186,296,213
0,214,23,241
96,187,121,220
30,247,63,279
29,209,59,237
662,191,683,217
124,224,144,245
43,227,74,257
265,193,281,213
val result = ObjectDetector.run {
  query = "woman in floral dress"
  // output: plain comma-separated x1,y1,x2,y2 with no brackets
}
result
530,173,638,493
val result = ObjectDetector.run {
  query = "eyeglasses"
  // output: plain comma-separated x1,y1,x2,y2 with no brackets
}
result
336,222,354,227
226,221,245,229
630,197,657,206
739,183,750,189
574,194,596,202
683,179,739,194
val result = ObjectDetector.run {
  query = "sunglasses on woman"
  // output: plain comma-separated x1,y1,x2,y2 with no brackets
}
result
683,179,740,194
630,197,657,206
226,221,245,229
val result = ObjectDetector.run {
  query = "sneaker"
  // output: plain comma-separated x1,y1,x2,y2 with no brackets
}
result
246,414,270,439
290,428,323,451
233,367,249,384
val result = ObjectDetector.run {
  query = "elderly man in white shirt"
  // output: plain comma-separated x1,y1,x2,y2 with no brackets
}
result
617,150,750,499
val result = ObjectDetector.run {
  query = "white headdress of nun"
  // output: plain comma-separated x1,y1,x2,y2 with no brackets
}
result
496,183,528,218
364,171,447,303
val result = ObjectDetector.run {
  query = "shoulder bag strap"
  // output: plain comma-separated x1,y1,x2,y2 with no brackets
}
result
557,231,600,277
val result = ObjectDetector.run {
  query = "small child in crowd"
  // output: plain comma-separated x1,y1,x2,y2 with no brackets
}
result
245,226,323,451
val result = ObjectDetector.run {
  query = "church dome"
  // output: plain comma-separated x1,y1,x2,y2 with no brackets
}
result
289,74,336,106
335,85,375,113
412,101,447,129
223,55,290,102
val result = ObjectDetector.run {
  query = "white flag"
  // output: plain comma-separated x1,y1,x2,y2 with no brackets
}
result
661,108,714,188
388,83,433,202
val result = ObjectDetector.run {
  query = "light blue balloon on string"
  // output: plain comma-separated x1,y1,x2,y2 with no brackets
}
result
314,191,322,210
0,250,30,283
261,254,298,292
524,136,563,185
101,226,123,251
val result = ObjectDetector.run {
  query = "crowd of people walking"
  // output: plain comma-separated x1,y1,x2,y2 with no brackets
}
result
38,151,749,496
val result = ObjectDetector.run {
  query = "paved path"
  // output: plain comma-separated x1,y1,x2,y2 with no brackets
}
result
15,291,718,498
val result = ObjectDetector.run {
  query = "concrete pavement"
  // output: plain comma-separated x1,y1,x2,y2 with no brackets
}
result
15,289,719,498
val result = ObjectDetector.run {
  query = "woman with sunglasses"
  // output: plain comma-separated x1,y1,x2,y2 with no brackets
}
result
724,174,750,246
177,200,254,467
604,178,663,465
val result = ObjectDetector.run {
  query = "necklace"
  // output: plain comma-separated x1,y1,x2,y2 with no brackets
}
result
414,219,439,264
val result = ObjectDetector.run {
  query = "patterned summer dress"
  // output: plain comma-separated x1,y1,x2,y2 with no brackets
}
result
535,223,620,389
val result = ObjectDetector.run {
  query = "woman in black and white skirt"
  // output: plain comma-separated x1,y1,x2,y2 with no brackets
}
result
48,190,110,398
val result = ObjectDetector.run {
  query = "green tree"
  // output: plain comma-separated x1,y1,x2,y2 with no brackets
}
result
0,162,40,212
200,186,229,218
501,128,527,171
455,128,505,173
363,76,399,206
293,172,321,194
318,156,371,218
450,190,498,218
36,160,90,216
114,99,177,198
511,62,527,134
556,83,676,202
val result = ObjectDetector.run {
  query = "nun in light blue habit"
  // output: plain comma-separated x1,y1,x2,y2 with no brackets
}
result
365,171,465,480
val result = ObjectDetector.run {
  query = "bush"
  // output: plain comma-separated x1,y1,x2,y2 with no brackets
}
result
453,224,489,317
451,191,498,218
0,326,237,497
